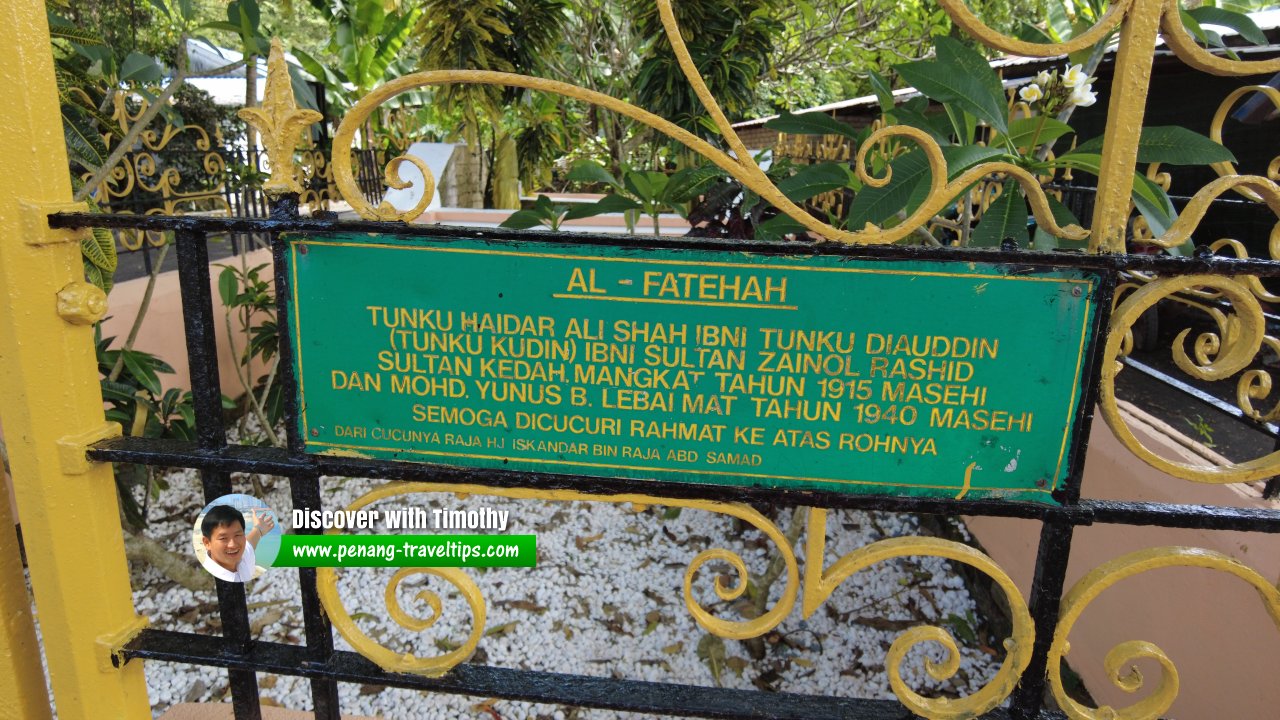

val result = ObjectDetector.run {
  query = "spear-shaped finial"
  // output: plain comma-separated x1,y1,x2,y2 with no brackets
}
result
238,38,323,196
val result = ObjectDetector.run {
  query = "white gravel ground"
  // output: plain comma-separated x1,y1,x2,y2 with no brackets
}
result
107,464,1003,720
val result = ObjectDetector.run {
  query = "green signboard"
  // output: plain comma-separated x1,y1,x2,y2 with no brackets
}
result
287,233,1099,503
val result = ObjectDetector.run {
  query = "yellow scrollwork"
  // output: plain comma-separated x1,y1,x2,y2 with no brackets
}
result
801,508,1033,718
85,94,233,250
313,480,798,676
1160,5,1280,77
1135,175,1280,250
329,0,1086,245
937,0,1135,58
318,565,486,678
1210,85,1280,201
1098,273,1280,482
1048,546,1280,720
238,38,323,197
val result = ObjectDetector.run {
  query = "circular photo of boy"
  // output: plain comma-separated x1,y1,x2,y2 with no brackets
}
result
192,494,283,582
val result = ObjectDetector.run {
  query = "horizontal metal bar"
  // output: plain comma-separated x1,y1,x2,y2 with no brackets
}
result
86,436,1088,522
46,211,1280,277
123,629,1056,720
1121,358,1280,437
1081,499,1280,532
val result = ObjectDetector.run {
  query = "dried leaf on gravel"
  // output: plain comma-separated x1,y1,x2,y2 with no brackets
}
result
696,633,727,686
497,599,547,614
485,621,520,638
643,610,663,636
250,608,284,635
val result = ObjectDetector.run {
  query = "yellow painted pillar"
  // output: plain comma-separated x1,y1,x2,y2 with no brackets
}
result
0,473,53,720
1088,0,1164,253
0,1,149,718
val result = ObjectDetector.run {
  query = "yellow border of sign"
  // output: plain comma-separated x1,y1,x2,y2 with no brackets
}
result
289,237,1096,497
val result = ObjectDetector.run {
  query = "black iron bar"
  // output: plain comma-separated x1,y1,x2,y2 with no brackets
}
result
174,228,263,720
48,211,1280,277
269,194,307,456
84,435,1280,533
124,629,1066,720
1082,498,1280,531
1008,519,1077,718
1059,271,1117,505
269,192,341,718
289,470,341,719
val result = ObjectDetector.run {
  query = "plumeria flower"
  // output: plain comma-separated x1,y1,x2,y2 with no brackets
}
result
1069,84,1098,107
1019,83,1044,103
1062,63,1088,89
1035,70,1052,87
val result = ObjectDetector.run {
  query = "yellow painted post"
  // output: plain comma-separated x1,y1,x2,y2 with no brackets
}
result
0,0,150,718
1088,0,1164,253
0,475,53,720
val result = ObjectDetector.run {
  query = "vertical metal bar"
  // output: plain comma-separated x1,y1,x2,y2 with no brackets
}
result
1058,271,1118,505
1009,518,1076,718
174,228,262,720
1011,271,1116,715
1087,0,1164,252
0,1,150,717
290,471,341,718
270,194,307,455
270,192,340,715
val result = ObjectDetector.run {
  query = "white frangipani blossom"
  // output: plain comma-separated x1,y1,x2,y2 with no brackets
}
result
1069,84,1098,107
1018,83,1044,103
1062,63,1088,89
1034,70,1052,87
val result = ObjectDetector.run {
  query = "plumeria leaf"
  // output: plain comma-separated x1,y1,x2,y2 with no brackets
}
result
1000,117,1074,153
1032,195,1086,251
776,162,852,203
1071,127,1235,165
755,213,810,241
763,110,860,140
1188,7,1267,45
971,181,1028,247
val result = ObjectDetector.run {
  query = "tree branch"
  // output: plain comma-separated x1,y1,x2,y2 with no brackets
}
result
74,56,247,203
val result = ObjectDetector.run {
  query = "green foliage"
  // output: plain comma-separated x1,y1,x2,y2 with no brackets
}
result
414,0,566,123
628,0,781,138
499,194,577,231
895,38,1007,136
97,325,205,527
1072,127,1237,165
218,262,284,432
565,160,726,234
303,0,420,96
763,110,860,141
971,181,1029,247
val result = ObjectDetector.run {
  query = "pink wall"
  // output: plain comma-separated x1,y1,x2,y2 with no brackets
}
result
98,248,275,397
966,404,1280,718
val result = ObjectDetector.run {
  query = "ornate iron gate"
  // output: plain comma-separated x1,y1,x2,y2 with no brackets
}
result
6,0,1280,718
